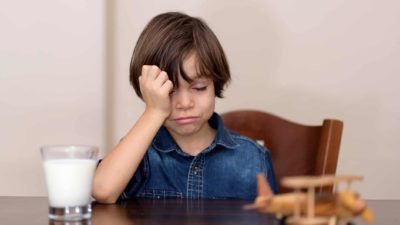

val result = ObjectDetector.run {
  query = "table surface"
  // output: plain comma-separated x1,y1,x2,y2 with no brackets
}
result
0,197,398,225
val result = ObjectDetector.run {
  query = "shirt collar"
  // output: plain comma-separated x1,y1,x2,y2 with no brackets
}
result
152,112,239,154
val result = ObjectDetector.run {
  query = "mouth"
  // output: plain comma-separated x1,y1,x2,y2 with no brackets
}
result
173,116,198,125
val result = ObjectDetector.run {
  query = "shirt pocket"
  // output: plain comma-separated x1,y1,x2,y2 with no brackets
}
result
140,189,183,199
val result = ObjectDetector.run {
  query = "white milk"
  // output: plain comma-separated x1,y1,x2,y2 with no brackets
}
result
43,159,97,207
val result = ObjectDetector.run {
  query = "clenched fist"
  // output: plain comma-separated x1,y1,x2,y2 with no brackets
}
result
139,65,174,120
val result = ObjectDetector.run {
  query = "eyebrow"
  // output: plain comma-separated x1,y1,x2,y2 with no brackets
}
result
175,72,210,87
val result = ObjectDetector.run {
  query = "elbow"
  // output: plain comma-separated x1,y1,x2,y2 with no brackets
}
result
93,194,118,204
92,183,119,204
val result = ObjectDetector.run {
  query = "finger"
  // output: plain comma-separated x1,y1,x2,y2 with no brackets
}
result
154,71,169,87
160,80,173,95
141,65,149,77
141,65,161,80
148,65,161,80
157,71,173,92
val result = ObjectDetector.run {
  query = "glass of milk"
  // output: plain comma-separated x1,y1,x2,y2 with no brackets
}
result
41,145,99,221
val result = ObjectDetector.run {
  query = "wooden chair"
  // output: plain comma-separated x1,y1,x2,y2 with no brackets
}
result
221,109,343,193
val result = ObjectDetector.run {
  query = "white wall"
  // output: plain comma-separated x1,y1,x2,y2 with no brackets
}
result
109,0,400,200
0,0,105,196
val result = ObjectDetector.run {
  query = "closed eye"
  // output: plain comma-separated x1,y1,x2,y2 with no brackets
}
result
193,86,207,91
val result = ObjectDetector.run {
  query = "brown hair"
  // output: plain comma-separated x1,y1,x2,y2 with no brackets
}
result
129,12,231,98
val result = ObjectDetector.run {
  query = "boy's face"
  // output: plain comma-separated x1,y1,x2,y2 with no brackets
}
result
164,52,216,138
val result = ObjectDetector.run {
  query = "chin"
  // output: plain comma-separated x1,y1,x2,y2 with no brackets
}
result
177,128,198,136
170,126,198,136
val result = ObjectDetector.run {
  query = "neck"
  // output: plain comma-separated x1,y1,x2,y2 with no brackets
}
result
170,124,216,156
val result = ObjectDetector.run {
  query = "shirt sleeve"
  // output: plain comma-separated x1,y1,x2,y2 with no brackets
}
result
263,149,279,194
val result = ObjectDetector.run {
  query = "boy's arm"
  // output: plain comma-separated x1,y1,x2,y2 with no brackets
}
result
92,66,173,203
92,111,164,203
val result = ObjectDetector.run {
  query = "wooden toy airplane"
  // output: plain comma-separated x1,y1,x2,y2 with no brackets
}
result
244,174,374,225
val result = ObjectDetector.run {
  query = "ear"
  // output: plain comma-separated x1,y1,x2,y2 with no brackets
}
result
257,173,274,197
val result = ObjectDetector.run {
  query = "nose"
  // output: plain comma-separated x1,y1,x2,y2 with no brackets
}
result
174,90,194,109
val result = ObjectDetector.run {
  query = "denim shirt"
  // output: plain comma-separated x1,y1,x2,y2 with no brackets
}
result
119,113,278,200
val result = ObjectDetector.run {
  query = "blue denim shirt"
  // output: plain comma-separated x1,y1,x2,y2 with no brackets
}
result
119,113,278,200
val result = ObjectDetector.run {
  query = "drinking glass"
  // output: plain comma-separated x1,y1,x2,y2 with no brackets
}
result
41,145,99,221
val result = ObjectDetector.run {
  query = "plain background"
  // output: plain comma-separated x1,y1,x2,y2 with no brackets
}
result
1,0,399,199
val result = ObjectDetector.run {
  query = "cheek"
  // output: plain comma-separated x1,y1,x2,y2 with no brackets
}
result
204,87,216,108
200,94,216,112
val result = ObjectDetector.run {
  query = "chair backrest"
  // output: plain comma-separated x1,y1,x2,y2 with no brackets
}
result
221,110,343,193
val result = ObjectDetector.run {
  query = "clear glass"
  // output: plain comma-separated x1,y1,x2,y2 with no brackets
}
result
41,145,99,221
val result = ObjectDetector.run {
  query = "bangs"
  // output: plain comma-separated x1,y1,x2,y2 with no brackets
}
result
172,50,213,87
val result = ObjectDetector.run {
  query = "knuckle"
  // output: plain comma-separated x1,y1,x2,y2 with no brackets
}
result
159,71,168,79
166,80,173,87
150,65,160,72
141,65,149,72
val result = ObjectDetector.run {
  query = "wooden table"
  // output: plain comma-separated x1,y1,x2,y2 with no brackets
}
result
0,197,398,225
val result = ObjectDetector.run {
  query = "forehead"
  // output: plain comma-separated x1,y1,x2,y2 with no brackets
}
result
173,50,214,87
179,52,210,83
177,72,210,84
182,52,199,78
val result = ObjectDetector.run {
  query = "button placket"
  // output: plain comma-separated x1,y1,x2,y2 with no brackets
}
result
187,154,204,199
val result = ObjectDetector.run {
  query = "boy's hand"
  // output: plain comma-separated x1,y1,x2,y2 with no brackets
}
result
139,65,174,119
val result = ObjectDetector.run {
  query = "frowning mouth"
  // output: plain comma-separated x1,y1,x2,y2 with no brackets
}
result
174,116,198,125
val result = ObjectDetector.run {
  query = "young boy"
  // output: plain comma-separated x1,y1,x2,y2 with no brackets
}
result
93,12,277,203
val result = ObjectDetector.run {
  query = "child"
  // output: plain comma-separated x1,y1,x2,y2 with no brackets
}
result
93,12,278,203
